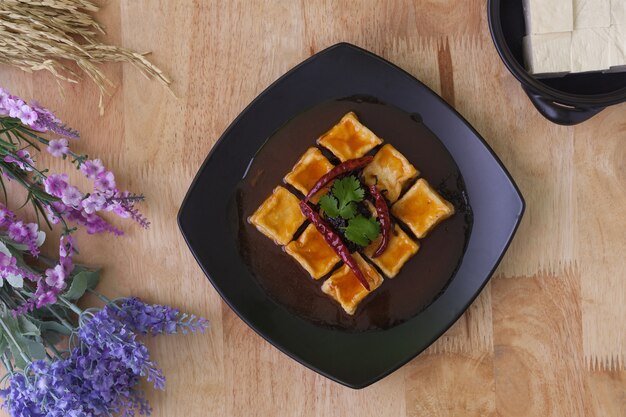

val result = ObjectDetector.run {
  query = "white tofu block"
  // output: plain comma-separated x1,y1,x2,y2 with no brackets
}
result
523,32,572,75
608,25,626,70
571,27,612,72
611,0,626,26
574,0,611,29
523,0,574,34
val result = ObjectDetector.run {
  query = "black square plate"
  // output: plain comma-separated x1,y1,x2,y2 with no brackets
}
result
178,43,524,388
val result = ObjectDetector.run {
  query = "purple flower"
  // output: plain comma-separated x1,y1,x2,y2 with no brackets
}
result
115,298,209,335
47,138,69,158
61,186,83,208
94,170,116,193
0,205,14,227
7,220,39,256
81,193,106,214
17,104,38,126
4,149,35,171
0,252,39,283
44,265,66,289
8,220,37,241
0,88,9,115
80,159,104,179
1,298,207,417
6,97,23,119
44,173,69,197
35,289,57,308
31,104,80,139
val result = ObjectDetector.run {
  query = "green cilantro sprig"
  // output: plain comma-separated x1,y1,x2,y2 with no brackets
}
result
319,176,364,220
342,215,381,246
318,175,380,247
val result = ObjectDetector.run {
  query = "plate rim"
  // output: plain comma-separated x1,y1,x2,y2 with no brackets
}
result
178,42,525,388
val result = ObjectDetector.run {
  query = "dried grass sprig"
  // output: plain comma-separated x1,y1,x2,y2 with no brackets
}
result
0,0,171,114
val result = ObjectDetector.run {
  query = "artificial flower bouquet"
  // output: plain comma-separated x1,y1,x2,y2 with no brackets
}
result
0,88,206,416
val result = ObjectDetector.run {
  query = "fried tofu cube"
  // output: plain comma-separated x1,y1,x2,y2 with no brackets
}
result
249,186,305,245
285,224,340,279
363,225,420,278
283,147,334,203
321,253,383,315
391,179,454,239
362,144,419,203
317,112,383,162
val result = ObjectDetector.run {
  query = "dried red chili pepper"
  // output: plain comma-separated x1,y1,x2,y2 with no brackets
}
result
299,201,370,290
369,185,391,258
304,155,373,202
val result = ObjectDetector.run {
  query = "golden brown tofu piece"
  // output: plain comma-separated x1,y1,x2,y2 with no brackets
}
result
362,144,419,203
285,224,340,279
317,112,383,162
283,147,334,203
363,225,420,278
321,253,383,315
391,179,454,239
249,186,305,245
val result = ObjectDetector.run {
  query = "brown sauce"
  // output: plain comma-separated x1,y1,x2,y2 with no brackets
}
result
234,97,472,331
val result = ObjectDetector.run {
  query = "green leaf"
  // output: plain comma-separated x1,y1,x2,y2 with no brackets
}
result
18,316,40,337
63,269,100,300
321,176,364,220
338,202,357,219
24,338,46,360
0,335,8,358
8,341,27,369
319,194,340,218
342,215,381,247
6,273,23,288
332,176,364,206
40,321,72,336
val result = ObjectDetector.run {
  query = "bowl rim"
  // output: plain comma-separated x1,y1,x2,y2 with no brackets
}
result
487,0,626,107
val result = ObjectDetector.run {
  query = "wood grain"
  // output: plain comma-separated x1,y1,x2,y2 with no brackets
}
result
0,1,625,416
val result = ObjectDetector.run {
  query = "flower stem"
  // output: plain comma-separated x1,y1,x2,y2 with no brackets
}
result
0,353,13,377
56,295,83,316
0,317,31,365
86,288,110,304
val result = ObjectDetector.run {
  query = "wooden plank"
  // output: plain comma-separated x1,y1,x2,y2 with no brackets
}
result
0,1,624,416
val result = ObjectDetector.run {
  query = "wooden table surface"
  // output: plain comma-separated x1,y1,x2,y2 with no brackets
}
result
1,1,625,416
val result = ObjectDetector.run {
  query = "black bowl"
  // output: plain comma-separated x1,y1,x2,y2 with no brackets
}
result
488,0,626,125
178,43,524,388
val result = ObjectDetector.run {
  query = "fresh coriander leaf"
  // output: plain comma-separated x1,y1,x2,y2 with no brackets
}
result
338,201,357,219
319,194,340,218
343,215,381,247
332,176,365,206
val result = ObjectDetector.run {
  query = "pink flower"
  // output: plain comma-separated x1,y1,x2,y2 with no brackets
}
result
105,201,131,218
4,149,34,171
61,186,83,208
47,139,69,158
6,98,23,119
0,252,16,268
94,171,116,192
8,221,38,243
0,88,9,115
44,174,69,197
80,159,105,179
0,206,14,227
18,104,38,126
35,290,57,308
44,265,66,289
81,194,106,214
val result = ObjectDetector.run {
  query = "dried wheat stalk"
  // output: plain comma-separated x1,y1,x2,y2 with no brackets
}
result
0,0,171,114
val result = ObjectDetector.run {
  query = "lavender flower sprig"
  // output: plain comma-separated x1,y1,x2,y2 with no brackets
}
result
0,86,149,313
0,298,207,417
0,86,149,236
